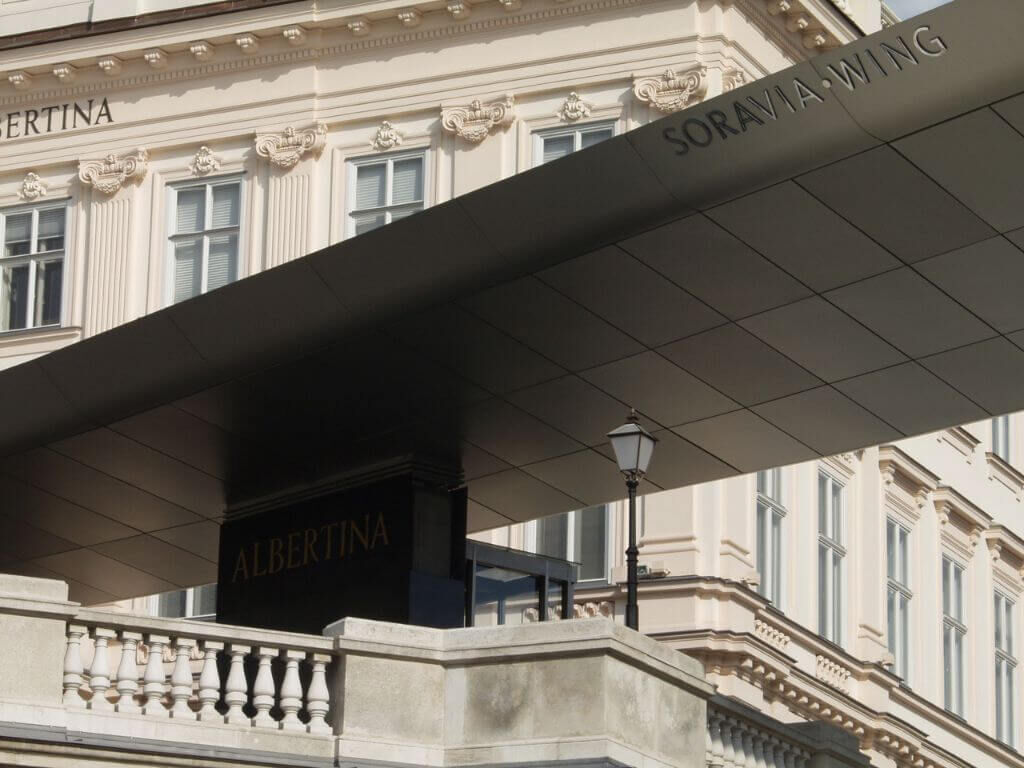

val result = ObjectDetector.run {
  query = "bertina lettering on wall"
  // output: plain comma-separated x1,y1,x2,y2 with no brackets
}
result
662,25,949,156
231,510,392,582
0,97,114,141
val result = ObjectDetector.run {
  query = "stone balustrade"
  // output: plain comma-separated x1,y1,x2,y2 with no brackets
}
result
61,614,332,731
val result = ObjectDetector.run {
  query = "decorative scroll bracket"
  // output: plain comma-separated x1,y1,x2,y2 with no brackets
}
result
440,95,515,143
254,123,328,169
632,66,708,113
78,148,149,194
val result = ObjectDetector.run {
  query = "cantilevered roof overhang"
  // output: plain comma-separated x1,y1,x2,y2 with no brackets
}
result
2,0,1024,603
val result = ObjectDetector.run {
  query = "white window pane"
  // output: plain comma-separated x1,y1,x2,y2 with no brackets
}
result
756,470,766,496
888,588,896,656
352,212,387,236
173,238,203,304
900,594,909,679
771,511,782,604
537,513,568,560
157,589,187,618
756,504,767,597
192,584,217,617
578,506,606,581
207,233,238,292
542,135,574,164
34,259,62,326
832,483,842,543
580,127,613,149
818,545,827,636
175,189,205,234
953,565,963,622
833,553,842,640
2,263,29,330
355,163,387,210
4,213,31,257
887,520,896,581
996,593,1004,650
211,184,240,228
943,625,953,710
392,158,423,205
1007,600,1014,656
37,208,65,252
818,473,827,534
899,528,909,586
942,559,951,617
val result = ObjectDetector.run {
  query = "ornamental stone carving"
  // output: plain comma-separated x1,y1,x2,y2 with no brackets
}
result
633,66,708,113
722,69,747,92
19,173,47,201
254,123,327,169
78,148,149,194
440,95,514,143
190,146,221,176
397,10,422,26
143,49,168,68
815,655,851,693
558,92,592,121
8,71,31,90
371,121,403,151
53,63,77,83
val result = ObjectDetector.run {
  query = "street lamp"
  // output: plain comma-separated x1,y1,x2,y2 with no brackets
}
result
607,409,657,631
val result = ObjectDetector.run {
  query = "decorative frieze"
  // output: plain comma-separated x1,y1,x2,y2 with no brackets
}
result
632,66,708,113
440,95,515,143
447,0,472,19
78,148,149,194
143,49,168,68
235,34,261,53
190,41,215,61
558,91,592,121
397,10,422,27
255,122,328,168
8,71,31,90
19,172,47,201
815,655,851,694
97,56,122,76
189,146,221,176
371,121,403,150
283,26,307,45
52,64,77,83
754,618,791,652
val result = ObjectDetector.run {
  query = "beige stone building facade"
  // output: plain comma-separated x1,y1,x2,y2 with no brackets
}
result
6,3,1023,768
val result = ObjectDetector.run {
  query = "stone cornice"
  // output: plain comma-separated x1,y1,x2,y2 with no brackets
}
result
932,485,991,560
878,445,938,521
985,451,1024,501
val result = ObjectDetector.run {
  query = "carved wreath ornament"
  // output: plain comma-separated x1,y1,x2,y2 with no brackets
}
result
371,121,403,151
78,148,149,194
440,95,515,143
254,122,328,168
190,146,221,176
19,173,47,201
558,92,592,122
633,66,708,113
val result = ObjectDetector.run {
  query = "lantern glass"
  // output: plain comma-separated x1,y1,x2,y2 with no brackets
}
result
607,417,657,477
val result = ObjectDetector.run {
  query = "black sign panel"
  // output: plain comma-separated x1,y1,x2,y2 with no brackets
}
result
217,475,465,633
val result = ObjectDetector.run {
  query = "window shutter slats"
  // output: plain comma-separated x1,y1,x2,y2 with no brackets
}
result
542,135,573,165
173,238,202,304
175,189,205,234
355,163,387,210
211,184,240,228
391,158,423,205
207,233,238,292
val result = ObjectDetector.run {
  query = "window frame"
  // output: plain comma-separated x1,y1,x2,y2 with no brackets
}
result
818,470,846,646
150,584,217,622
995,590,1016,747
164,174,244,306
993,415,1010,463
345,148,428,238
942,554,967,717
886,518,912,681
755,468,786,607
0,199,69,332
531,120,617,168
526,505,612,585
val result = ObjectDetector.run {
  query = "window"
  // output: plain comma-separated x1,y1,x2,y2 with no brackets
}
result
818,472,845,645
756,468,785,605
346,151,425,237
534,506,609,582
155,584,217,621
942,556,966,716
886,519,911,680
993,415,1010,462
168,178,241,304
0,202,65,331
995,591,1016,746
532,122,614,166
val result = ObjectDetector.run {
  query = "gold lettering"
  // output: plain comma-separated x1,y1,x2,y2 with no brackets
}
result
287,531,301,569
232,549,250,582
269,537,285,574
303,528,319,565
320,523,338,561
252,541,267,577
372,512,390,549
338,520,347,559
350,514,370,553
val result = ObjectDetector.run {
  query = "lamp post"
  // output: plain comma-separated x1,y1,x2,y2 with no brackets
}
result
607,409,657,632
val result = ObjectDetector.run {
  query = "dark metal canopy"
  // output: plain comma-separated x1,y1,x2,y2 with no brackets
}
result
3,0,1024,603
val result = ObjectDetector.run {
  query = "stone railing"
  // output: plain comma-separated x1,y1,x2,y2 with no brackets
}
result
62,611,333,731
706,695,870,768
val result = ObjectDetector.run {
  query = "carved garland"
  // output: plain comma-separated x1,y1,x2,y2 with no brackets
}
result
632,66,708,113
78,148,149,194
440,95,515,143
254,122,328,168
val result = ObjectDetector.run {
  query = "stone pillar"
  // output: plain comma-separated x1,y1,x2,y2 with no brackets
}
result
0,575,75,705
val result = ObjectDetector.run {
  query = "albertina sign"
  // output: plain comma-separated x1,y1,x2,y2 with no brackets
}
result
662,25,948,155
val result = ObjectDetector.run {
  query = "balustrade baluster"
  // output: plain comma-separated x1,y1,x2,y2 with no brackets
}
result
306,653,331,733
707,712,725,767
720,717,736,768
115,631,142,712
279,649,304,731
742,728,756,768
88,628,115,710
752,729,767,768
170,637,195,717
730,718,746,768
225,644,251,725
62,624,88,706
142,634,170,715
252,646,277,727
760,733,774,768
197,640,224,721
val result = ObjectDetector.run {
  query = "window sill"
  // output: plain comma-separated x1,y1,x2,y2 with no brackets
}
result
0,324,80,350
